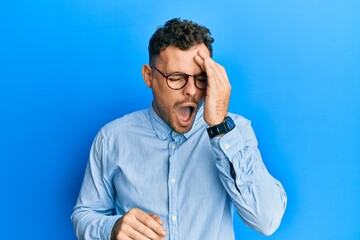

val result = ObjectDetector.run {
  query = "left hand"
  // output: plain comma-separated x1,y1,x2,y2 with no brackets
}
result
194,50,231,126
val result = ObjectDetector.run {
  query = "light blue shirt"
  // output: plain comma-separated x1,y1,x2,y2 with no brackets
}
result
71,106,287,240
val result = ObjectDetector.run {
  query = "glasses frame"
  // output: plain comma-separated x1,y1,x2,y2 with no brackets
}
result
150,65,207,90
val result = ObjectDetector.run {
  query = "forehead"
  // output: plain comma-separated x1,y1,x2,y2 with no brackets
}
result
156,44,209,72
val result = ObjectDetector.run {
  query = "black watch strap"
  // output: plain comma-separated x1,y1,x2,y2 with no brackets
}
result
207,116,235,138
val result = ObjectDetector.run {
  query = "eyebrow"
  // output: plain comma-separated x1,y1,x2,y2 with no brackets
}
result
168,70,206,75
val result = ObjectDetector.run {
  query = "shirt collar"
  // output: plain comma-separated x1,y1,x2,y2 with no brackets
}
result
149,104,204,141
149,105,172,141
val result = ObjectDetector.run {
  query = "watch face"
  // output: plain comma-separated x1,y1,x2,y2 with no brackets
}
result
226,116,235,129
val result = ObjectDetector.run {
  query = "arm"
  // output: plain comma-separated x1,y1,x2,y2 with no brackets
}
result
210,118,287,236
71,130,121,239
194,50,287,235
71,130,166,240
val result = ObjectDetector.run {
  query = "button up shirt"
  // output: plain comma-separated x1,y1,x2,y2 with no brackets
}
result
71,106,287,239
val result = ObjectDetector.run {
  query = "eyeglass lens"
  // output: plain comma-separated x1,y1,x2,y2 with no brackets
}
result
167,73,207,90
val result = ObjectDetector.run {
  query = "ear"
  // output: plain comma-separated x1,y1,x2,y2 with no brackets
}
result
142,64,153,88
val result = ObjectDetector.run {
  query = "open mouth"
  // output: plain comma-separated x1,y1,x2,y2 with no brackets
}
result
176,105,195,125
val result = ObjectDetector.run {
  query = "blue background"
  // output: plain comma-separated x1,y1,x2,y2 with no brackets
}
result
1,0,359,239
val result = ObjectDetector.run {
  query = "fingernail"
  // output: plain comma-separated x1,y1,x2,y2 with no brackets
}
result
161,230,166,236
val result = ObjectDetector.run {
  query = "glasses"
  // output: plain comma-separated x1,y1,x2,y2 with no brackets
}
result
150,65,208,90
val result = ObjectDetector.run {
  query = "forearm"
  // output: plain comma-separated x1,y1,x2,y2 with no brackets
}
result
216,151,287,236
210,118,287,235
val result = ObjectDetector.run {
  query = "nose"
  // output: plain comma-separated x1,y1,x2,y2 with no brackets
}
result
183,77,198,97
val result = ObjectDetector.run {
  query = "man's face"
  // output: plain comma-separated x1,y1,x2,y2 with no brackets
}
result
143,44,209,134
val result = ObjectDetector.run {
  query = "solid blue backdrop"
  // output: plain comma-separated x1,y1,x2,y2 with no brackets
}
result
1,0,359,239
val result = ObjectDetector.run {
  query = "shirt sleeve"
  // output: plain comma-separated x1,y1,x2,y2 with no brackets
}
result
210,116,287,236
71,130,121,240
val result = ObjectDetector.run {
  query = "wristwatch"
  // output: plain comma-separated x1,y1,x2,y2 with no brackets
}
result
207,116,235,138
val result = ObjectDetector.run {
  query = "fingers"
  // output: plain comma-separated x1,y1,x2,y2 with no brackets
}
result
194,55,205,71
135,210,166,237
194,50,231,126
149,214,163,226
194,50,228,86
114,208,166,240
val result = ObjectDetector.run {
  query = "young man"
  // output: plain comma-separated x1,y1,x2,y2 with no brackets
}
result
72,18,287,240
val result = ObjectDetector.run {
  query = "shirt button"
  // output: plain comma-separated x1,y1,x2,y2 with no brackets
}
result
172,215,177,222
170,178,176,184
224,143,230,149
172,144,176,150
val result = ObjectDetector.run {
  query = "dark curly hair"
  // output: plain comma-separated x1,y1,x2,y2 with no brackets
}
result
148,18,214,64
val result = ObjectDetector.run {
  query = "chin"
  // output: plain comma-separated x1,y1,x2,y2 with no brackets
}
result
172,124,193,134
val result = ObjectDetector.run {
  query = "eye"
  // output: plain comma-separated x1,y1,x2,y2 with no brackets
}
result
195,73,208,82
168,73,186,81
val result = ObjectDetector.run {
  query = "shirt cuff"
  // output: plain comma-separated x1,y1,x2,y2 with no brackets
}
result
100,215,122,240
209,125,245,160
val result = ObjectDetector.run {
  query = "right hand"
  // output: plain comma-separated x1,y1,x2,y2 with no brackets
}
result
111,208,167,240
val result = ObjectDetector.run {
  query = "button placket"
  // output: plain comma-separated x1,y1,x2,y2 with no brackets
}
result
168,139,178,239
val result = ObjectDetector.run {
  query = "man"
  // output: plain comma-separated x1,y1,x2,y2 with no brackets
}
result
71,18,287,240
